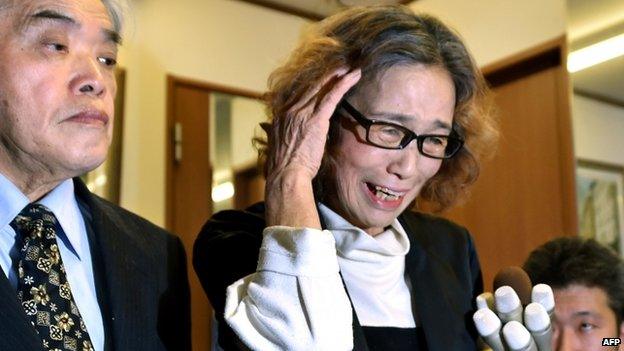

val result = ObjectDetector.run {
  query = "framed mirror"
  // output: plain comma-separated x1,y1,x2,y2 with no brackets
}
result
81,68,126,204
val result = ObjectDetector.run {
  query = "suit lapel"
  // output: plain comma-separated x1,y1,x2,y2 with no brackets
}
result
94,209,155,350
80,204,115,351
74,179,155,351
0,268,44,351
400,214,459,351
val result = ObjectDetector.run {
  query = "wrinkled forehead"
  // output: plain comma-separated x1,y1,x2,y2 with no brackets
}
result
2,0,113,32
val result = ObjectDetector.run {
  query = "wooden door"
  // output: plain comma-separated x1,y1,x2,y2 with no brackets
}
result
233,164,265,210
166,76,263,350
166,78,213,351
440,37,577,289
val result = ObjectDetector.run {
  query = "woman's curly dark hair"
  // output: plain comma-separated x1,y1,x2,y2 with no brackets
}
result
255,5,498,212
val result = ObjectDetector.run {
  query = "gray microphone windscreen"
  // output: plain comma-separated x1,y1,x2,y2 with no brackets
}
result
532,284,555,313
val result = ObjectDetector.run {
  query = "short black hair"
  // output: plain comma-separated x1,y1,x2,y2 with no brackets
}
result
523,237,624,324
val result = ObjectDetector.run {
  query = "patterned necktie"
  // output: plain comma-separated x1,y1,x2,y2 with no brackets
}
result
10,203,94,351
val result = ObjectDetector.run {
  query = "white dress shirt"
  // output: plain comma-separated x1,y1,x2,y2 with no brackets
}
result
0,173,104,351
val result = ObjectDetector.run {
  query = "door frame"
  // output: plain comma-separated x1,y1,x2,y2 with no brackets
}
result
165,75,263,230
165,75,263,350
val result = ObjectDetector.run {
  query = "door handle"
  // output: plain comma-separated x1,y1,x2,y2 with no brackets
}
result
174,122,183,162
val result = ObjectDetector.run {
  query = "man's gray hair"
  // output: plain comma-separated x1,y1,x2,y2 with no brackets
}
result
0,1,126,33
101,0,126,34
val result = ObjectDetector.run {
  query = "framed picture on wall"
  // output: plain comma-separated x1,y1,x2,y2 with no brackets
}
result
576,159,624,255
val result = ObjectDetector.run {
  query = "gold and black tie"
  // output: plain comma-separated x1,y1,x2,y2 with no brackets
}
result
10,204,94,351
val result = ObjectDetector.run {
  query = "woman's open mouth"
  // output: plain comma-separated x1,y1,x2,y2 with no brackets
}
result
365,182,406,207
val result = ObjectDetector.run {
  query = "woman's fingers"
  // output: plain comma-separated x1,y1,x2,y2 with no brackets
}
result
289,67,351,114
314,68,362,121
268,68,362,180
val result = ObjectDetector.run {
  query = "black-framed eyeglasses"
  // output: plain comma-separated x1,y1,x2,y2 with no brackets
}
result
338,100,464,159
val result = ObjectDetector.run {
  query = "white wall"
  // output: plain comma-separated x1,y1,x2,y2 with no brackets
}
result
117,0,308,225
410,0,566,67
230,97,266,169
573,94,624,164
117,0,567,225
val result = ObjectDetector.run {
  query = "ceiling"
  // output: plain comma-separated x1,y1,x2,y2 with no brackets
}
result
237,0,413,20
568,0,624,105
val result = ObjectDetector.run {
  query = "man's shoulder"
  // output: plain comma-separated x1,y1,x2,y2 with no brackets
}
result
73,178,173,242
93,194,170,236
79,189,187,276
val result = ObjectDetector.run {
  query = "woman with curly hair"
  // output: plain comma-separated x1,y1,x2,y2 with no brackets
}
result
194,5,498,350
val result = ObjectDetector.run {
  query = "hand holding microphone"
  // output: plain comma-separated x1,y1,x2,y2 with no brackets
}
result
473,266,554,351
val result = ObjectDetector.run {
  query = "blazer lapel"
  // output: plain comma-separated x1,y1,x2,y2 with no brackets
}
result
338,273,369,351
0,268,45,351
74,179,156,351
400,215,461,351
93,203,156,350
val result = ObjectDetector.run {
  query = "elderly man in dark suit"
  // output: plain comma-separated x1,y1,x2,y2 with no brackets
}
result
0,0,191,350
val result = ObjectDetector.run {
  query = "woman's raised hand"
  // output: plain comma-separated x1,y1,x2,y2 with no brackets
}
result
266,68,362,183
265,68,361,228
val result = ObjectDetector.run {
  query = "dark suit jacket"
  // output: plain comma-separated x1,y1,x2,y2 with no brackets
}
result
193,202,482,351
0,178,191,351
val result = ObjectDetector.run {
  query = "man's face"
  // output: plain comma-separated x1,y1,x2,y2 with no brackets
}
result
552,284,624,350
0,0,118,186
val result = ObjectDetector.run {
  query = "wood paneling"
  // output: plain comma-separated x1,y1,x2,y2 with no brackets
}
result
167,78,212,351
233,164,266,210
442,37,577,289
166,76,263,350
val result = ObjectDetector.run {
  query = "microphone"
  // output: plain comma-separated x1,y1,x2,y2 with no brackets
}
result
531,284,555,318
495,286,523,324
503,321,539,351
524,302,552,351
493,266,533,306
476,291,495,311
473,308,505,351
473,267,554,351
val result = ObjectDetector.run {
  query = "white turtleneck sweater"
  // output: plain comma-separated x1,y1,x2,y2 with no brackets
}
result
319,204,416,328
224,203,415,350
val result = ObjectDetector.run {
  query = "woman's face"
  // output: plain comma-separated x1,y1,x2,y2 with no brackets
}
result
325,64,455,236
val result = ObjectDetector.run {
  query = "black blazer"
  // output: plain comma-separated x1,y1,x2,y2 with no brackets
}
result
0,178,191,351
193,202,482,351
